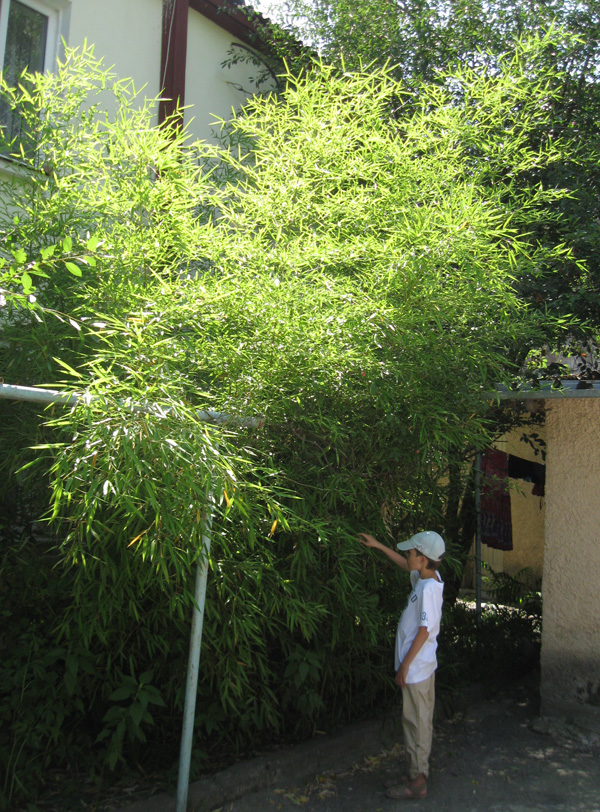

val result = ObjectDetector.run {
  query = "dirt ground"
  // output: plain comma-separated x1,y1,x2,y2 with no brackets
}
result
224,672,600,812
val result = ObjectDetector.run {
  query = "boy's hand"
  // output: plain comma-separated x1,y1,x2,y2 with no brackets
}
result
358,532,380,548
395,662,409,688
358,533,410,571
396,628,428,687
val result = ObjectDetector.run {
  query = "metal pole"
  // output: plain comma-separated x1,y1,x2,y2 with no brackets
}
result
0,383,261,427
475,451,482,626
0,383,82,407
176,496,214,812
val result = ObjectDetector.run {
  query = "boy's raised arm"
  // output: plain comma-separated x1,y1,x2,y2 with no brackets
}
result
358,533,410,572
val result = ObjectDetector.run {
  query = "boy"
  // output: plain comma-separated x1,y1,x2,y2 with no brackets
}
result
358,530,445,800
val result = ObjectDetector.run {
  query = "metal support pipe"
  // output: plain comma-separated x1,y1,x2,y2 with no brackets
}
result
0,383,261,427
0,383,82,407
176,498,214,812
475,451,482,626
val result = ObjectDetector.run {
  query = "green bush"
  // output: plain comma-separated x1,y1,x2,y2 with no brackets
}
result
438,596,542,709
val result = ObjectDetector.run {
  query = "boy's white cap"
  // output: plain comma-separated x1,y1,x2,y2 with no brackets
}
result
397,531,445,562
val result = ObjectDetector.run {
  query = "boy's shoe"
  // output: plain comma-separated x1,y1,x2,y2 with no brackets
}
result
385,782,428,800
384,775,410,789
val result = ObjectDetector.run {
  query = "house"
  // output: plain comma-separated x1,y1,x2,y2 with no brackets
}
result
0,0,277,148
494,382,600,727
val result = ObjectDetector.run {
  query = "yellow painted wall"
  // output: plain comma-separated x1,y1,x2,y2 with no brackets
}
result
500,428,545,582
463,419,546,590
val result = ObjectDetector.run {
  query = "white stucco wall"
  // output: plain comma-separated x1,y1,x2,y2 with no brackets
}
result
68,0,163,116
542,398,600,724
2,0,272,150
185,8,264,143
66,0,269,142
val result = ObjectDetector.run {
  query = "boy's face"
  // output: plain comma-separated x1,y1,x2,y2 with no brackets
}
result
405,548,423,568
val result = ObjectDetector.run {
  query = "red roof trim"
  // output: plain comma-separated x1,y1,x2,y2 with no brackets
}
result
159,1,271,131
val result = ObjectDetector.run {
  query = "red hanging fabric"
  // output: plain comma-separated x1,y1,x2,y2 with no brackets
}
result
480,449,513,551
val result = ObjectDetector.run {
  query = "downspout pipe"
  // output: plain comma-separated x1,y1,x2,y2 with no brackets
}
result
160,0,189,128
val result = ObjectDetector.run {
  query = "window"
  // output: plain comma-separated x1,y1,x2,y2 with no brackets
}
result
0,0,70,146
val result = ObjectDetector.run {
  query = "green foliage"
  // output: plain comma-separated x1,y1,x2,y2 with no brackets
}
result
437,567,542,712
265,0,600,333
439,597,542,698
483,564,542,615
97,671,166,770
0,538,89,807
266,0,600,83
0,41,573,806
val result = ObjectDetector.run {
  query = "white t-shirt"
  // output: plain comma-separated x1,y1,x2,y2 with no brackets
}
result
395,569,444,684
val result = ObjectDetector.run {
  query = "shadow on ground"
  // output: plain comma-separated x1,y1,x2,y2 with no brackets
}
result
113,670,600,812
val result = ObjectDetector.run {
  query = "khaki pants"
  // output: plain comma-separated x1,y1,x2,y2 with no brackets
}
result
401,672,435,779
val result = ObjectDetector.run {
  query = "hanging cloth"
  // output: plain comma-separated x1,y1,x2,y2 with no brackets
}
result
480,448,513,551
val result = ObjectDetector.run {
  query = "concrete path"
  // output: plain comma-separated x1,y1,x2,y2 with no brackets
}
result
119,674,600,812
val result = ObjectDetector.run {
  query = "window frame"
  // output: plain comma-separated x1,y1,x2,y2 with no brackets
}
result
0,0,71,77
0,0,70,172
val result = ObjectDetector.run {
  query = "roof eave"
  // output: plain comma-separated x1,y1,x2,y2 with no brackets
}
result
189,0,268,49
496,381,600,401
